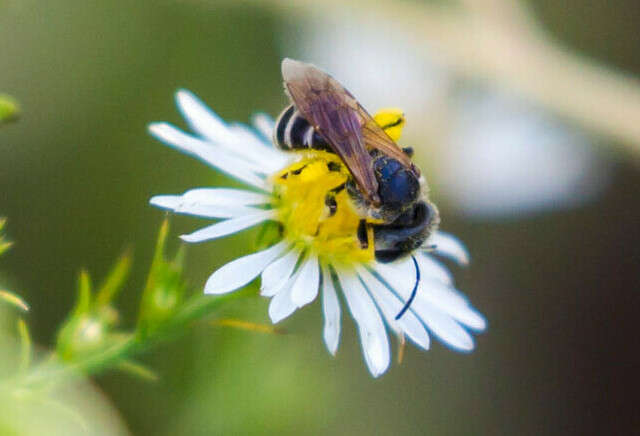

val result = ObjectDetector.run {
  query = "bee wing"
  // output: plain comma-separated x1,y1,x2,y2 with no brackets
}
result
282,58,381,204
360,110,416,170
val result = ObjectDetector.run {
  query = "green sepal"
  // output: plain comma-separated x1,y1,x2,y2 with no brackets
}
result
137,220,187,337
56,252,131,361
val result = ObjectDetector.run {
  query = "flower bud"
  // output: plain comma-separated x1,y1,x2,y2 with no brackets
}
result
137,220,186,337
56,252,131,361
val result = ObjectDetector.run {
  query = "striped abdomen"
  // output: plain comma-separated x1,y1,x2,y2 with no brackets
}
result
273,104,331,152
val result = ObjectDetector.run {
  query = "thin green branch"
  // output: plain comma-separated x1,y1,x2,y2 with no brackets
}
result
17,291,241,389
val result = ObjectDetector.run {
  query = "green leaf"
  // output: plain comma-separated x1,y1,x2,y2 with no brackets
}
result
73,270,92,317
116,359,158,382
0,241,11,256
0,217,12,256
17,318,32,372
0,290,30,312
0,94,20,124
95,249,132,307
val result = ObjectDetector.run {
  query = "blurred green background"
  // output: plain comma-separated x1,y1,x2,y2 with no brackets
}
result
1,0,639,434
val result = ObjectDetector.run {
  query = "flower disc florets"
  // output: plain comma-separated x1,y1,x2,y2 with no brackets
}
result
271,151,374,266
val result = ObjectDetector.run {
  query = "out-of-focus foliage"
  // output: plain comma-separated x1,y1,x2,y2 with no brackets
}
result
51,220,196,380
0,289,29,312
0,218,12,256
0,221,241,435
0,220,129,435
0,338,130,436
0,220,28,312
0,94,19,125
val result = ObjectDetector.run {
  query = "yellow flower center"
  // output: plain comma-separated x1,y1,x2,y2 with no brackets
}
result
269,107,406,266
271,151,375,266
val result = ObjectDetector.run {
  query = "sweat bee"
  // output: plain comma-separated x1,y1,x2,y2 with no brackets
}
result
274,59,440,267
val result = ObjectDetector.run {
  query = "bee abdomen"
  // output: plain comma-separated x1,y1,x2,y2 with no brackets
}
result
274,104,331,151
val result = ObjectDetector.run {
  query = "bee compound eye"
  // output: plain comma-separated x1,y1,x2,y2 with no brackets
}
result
378,166,420,209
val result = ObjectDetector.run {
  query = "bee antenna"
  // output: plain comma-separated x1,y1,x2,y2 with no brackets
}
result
395,255,420,320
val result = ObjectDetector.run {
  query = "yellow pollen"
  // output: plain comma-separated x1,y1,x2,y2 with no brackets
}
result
269,107,406,266
271,151,375,266
373,107,405,142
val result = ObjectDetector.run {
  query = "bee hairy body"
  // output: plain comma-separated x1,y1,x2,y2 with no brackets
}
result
273,106,438,264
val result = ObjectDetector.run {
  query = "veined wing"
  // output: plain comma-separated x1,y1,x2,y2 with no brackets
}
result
282,58,381,205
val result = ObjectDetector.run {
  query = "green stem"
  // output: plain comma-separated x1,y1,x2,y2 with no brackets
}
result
16,291,246,389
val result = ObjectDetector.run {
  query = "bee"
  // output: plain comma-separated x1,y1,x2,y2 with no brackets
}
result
274,58,440,265
274,59,441,318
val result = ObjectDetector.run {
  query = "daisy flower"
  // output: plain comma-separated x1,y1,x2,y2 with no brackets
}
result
149,87,486,377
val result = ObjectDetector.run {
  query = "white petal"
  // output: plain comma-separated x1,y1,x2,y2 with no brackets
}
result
410,301,475,351
418,280,487,331
149,195,258,218
180,210,276,243
426,231,470,265
373,258,485,343
321,264,341,355
180,188,271,206
290,254,320,307
149,195,183,210
148,122,267,190
337,270,390,378
357,267,430,350
175,90,288,170
153,121,271,176
416,254,453,285
372,257,415,299
173,205,261,219
227,123,290,170
175,89,235,145
260,247,301,297
268,280,298,323
204,241,288,294
251,113,275,141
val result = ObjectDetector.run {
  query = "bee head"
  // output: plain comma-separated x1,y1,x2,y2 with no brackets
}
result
372,155,421,221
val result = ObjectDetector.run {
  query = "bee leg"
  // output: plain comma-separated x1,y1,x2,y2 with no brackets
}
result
357,219,368,249
327,161,342,172
324,194,337,217
329,183,345,194
422,244,437,252
401,147,414,157
395,255,420,320
324,182,345,218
